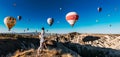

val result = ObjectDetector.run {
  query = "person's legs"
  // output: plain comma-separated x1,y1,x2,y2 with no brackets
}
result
37,41,43,55
43,41,47,49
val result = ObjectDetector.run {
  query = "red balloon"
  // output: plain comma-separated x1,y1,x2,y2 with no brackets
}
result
66,12,79,27
66,15,79,20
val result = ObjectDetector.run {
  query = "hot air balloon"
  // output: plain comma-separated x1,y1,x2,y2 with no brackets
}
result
109,24,112,27
17,16,22,20
24,30,25,32
47,30,48,32
60,8,62,10
36,30,37,33
47,18,54,26
97,7,102,12
27,28,29,31
4,16,16,31
66,12,79,27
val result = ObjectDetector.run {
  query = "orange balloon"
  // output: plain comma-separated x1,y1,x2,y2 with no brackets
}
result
4,16,16,31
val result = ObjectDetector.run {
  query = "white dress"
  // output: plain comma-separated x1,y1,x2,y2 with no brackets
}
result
40,30,45,43
37,30,45,54
38,30,45,49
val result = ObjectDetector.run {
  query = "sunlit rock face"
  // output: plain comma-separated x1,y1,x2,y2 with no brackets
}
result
0,33,120,57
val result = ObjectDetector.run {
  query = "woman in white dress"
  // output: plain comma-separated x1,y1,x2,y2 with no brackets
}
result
37,27,46,54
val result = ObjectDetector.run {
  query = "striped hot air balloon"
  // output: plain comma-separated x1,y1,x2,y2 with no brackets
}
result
66,12,79,27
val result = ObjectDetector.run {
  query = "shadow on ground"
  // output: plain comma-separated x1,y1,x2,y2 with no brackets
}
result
0,38,39,56
82,36,100,42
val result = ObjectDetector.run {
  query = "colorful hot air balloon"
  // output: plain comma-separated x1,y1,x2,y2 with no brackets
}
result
66,12,79,27
47,18,54,26
97,7,102,12
4,16,16,31
17,16,22,20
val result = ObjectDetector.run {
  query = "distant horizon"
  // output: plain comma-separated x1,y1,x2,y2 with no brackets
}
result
1,31,120,35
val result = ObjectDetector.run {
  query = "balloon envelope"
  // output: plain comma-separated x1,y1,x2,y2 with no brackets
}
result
4,16,16,31
17,16,22,20
47,30,48,32
47,18,54,26
97,7,102,12
27,28,29,31
109,24,112,27
66,12,79,27
60,8,62,10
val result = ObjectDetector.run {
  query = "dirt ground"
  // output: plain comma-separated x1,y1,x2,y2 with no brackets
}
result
0,32,120,57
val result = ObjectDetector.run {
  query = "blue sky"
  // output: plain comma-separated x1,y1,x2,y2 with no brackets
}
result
0,0,120,34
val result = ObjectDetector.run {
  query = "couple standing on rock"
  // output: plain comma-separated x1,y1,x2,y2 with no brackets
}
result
37,27,47,55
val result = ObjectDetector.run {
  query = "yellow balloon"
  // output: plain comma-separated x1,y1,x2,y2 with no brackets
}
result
4,16,16,31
